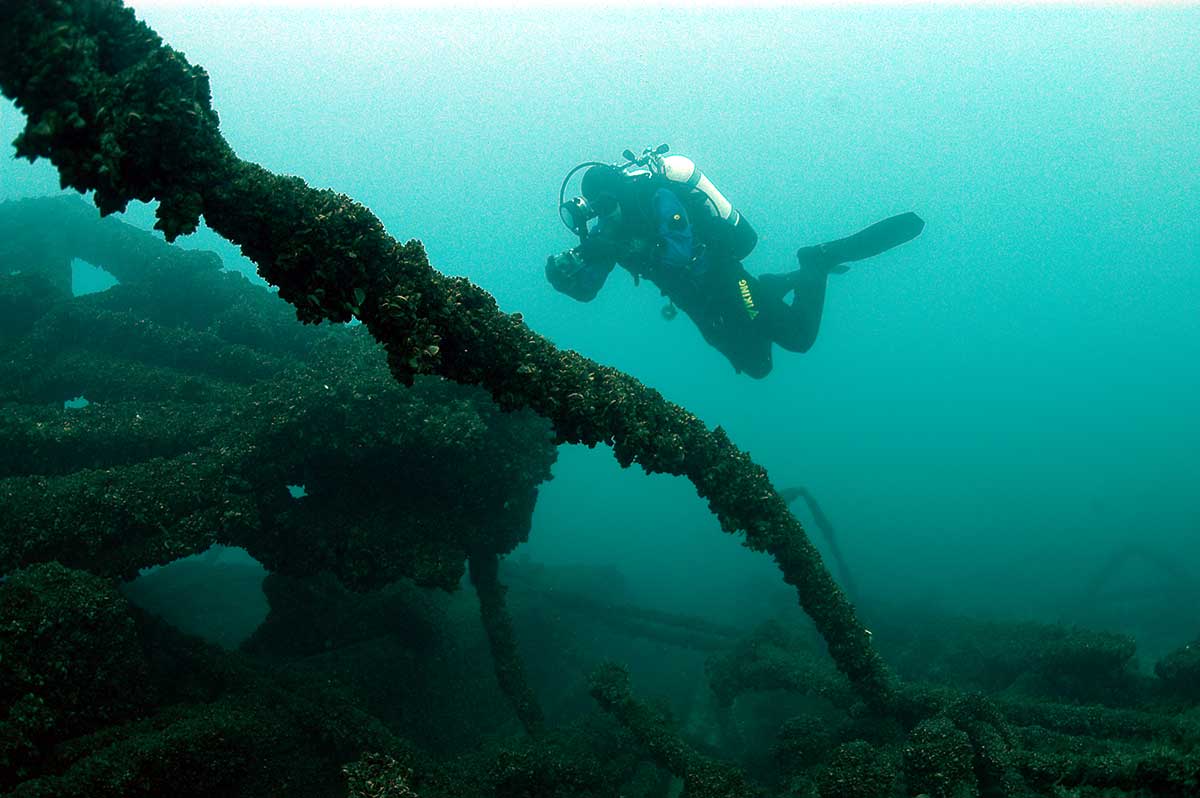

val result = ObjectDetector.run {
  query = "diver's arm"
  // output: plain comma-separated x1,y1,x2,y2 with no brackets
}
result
545,238,618,302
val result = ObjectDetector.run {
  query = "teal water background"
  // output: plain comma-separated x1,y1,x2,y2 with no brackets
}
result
2,6,1197,651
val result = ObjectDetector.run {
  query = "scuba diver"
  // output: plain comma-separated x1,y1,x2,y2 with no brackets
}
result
547,145,925,378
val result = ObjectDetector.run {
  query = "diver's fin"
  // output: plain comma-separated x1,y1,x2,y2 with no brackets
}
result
798,212,925,271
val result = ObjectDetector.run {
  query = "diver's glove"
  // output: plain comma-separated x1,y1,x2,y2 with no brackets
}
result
546,248,586,282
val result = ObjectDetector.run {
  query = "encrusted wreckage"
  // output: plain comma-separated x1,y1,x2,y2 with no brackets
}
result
2,4,1199,797
0,0,890,711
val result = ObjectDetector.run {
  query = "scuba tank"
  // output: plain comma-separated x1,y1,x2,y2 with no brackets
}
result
657,154,737,223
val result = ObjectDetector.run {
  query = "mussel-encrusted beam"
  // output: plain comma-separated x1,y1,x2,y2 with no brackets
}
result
469,552,545,736
589,662,762,798
0,0,892,709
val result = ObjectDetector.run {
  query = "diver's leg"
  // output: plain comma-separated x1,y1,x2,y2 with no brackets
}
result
687,314,774,378
716,331,774,379
782,267,828,352
756,212,924,353
757,266,828,354
685,269,775,378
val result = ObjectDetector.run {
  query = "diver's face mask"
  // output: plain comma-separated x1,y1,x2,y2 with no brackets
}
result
560,193,620,238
